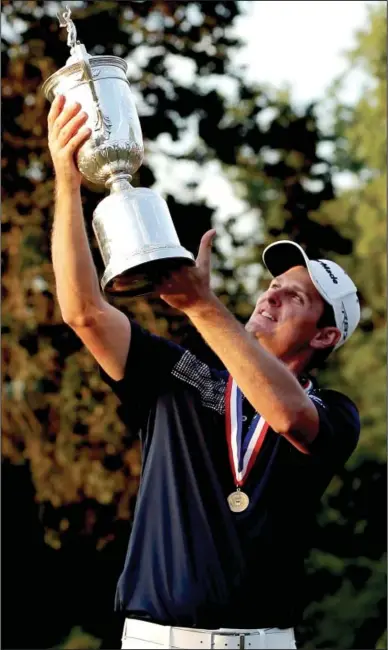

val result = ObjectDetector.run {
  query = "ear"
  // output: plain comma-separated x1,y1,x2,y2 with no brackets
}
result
310,327,341,351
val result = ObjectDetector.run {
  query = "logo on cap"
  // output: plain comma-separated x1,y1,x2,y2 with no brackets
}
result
318,261,339,285
341,301,349,339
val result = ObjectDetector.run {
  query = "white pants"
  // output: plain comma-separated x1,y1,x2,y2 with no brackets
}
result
121,618,297,649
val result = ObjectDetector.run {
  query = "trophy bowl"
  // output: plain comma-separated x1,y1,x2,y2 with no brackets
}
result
43,56,145,187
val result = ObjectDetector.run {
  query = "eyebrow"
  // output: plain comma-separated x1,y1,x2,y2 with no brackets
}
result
270,278,313,304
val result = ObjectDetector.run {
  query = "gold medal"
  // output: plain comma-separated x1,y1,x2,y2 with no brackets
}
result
227,490,250,513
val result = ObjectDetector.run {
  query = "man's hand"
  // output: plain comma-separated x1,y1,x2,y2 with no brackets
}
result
158,229,217,313
47,94,91,188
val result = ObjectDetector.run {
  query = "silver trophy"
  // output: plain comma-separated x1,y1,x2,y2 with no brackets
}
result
42,7,194,296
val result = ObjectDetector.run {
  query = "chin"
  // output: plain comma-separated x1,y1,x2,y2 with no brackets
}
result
245,321,255,333
245,321,279,354
245,325,266,342
251,329,270,346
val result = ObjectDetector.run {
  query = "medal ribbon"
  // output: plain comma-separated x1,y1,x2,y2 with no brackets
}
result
225,375,313,487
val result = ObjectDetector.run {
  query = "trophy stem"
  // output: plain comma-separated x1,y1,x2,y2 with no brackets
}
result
105,173,133,193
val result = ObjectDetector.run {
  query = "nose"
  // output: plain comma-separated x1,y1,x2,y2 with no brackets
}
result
267,288,282,307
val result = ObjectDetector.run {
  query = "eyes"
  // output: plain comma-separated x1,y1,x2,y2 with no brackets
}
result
269,283,305,304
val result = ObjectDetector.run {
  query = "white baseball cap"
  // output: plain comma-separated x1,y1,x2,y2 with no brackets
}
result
262,240,360,350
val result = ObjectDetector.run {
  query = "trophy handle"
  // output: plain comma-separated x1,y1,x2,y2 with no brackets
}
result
57,6,112,140
79,55,112,139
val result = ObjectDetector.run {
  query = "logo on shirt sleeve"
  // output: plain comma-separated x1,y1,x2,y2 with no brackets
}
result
310,394,327,409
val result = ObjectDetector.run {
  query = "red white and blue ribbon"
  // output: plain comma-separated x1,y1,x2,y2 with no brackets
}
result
225,375,313,487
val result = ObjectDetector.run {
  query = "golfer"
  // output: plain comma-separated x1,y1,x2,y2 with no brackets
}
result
48,96,361,649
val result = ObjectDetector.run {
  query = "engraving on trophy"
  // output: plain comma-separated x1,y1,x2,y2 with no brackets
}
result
124,244,184,258
76,141,144,186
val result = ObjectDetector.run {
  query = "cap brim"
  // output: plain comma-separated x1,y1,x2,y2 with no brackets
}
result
262,241,311,278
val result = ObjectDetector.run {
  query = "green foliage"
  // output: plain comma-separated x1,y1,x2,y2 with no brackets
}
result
303,554,386,649
54,626,101,649
2,0,336,541
229,4,387,648
318,3,386,466
2,0,250,541
1,1,386,649
377,629,387,649
313,10,387,643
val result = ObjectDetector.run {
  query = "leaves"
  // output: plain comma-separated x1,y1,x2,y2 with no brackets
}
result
1,2,386,649
226,5,387,647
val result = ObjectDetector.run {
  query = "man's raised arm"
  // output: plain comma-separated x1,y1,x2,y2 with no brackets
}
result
157,231,320,453
48,94,130,381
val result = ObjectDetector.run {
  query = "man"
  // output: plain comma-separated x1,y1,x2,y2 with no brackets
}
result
48,95,361,650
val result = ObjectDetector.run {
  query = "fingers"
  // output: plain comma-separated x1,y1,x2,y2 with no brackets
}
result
58,110,89,147
196,229,216,275
67,125,92,153
48,94,91,157
52,100,84,136
47,94,65,127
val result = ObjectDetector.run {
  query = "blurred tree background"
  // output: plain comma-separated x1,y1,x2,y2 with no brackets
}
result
1,1,386,649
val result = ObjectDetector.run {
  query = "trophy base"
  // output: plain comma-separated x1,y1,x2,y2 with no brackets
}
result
93,187,195,296
101,250,195,296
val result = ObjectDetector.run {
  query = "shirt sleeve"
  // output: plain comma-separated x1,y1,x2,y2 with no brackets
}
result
98,316,227,434
307,388,360,467
99,318,187,433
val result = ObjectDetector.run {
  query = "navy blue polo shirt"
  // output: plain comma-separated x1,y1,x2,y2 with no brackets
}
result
100,319,360,629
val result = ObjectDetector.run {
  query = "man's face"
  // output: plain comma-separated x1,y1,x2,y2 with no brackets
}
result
245,266,327,361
